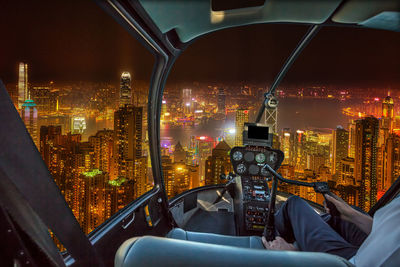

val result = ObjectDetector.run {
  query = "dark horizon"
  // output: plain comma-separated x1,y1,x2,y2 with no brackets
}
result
1,0,400,88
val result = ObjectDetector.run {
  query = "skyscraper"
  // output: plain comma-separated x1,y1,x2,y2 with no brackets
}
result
235,109,249,146
217,87,226,114
21,99,38,147
281,129,293,165
355,116,379,211
205,141,232,185
348,121,356,158
182,88,192,114
332,126,349,176
383,134,400,192
119,72,132,106
89,130,114,174
113,105,143,180
18,62,28,110
382,95,394,132
39,125,62,166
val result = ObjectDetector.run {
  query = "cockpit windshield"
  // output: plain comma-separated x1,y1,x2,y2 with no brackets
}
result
161,23,400,212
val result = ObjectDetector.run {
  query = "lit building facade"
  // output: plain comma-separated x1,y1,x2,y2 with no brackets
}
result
205,141,232,185
18,62,28,110
234,109,249,146
182,88,192,114
217,87,226,114
113,105,143,180
382,95,394,132
332,126,349,176
120,72,132,106
355,116,378,211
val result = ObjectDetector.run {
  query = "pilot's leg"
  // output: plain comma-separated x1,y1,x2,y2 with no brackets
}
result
328,216,368,247
274,196,358,259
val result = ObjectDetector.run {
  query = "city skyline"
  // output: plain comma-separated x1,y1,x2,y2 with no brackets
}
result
3,58,400,248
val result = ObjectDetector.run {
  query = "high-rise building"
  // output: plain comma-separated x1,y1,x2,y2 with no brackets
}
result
134,156,148,198
332,126,349,176
294,130,306,171
21,99,38,147
205,141,232,185
18,62,28,110
182,88,192,114
120,72,132,107
383,134,400,192
354,116,379,211
71,116,87,134
281,128,293,165
161,155,174,198
113,106,143,180
234,109,249,146
339,157,356,186
348,121,356,158
89,130,114,174
39,125,62,166
173,142,186,163
382,95,394,132
217,87,226,114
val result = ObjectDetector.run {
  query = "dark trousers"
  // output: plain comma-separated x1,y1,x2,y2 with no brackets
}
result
275,196,368,260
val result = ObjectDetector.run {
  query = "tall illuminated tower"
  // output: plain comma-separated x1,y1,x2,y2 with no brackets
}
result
382,95,394,132
113,105,143,180
281,128,293,165
332,126,349,176
18,62,29,110
235,109,249,146
354,116,378,211
205,141,232,185
182,88,192,114
21,99,38,147
120,72,132,106
217,87,226,114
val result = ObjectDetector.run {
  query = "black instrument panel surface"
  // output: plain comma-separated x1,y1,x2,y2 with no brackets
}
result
230,146,284,178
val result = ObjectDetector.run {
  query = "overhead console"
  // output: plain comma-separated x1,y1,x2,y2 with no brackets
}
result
231,145,284,233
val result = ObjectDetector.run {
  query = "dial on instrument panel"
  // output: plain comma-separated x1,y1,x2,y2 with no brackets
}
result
244,152,255,162
232,151,243,161
268,152,277,164
260,166,270,176
255,153,266,163
236,163,246,174
249,164,259,175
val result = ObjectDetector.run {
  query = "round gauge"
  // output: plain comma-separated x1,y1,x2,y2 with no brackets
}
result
232,151,243,161
261,167,270,177
249,165,259,175
244,152,255,162
255,153,266,163
236,163,246,174
268,153,277,164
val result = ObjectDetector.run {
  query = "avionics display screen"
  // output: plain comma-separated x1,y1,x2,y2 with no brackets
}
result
248,125,269,140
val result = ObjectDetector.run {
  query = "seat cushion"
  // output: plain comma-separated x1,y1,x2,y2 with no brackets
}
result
115,236,353,267
166,228,264,249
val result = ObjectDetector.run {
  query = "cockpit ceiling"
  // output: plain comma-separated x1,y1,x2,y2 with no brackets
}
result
138,0,399,43
138,0,342,43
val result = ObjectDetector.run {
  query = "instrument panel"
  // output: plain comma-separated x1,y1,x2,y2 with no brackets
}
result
230,146,283,178
231,146,284,232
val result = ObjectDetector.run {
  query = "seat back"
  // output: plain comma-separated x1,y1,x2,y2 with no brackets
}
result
116,236,353,267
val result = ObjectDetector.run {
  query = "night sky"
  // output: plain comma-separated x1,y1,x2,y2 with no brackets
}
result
1,0,400,88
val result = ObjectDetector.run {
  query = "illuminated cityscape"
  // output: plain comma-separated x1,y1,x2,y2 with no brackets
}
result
3,60,400,240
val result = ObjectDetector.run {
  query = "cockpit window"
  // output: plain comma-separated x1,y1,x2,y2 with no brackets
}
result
1,0,155,248
161,24,309,199
161,23,400,208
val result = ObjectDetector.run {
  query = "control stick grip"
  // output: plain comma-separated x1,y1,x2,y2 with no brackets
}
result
313,182,340,217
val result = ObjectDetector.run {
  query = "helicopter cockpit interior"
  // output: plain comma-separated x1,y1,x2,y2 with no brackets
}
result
1,0,400,266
